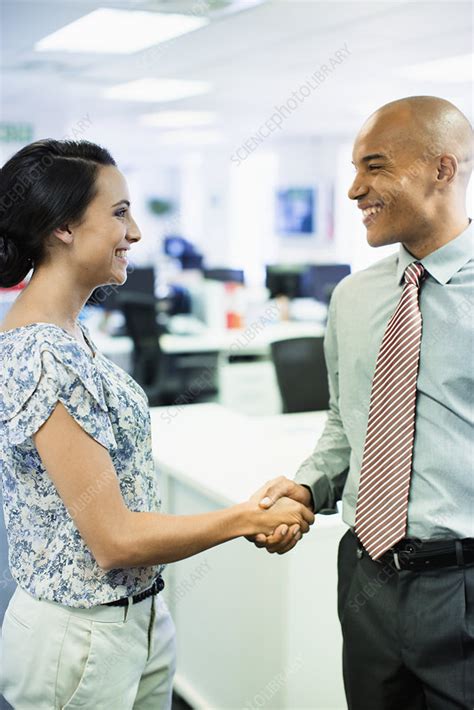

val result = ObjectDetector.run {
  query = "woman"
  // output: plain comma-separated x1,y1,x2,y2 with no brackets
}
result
0,139,314,709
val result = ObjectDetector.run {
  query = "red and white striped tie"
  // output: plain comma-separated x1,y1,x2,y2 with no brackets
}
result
354,261,426,560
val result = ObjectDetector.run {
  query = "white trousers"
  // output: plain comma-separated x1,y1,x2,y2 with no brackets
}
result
0,585,176,709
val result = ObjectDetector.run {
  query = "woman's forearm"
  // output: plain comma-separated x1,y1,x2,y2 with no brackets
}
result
102,494,314,571
103,503,257,570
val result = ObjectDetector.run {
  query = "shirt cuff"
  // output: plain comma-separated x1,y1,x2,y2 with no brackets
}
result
295,473,338,515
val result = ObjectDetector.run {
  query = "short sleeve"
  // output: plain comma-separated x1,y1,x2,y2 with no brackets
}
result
0,339,117,452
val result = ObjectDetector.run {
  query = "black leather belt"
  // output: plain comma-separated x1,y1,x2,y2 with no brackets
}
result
104,575,165,607
351,530,474,571
380,538,474,571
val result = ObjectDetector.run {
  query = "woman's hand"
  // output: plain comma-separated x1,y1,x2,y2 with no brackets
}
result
245,477,315,553
245,496,315,538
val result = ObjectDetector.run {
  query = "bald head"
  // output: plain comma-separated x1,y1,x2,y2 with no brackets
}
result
349,96,472,256
361,95,473,187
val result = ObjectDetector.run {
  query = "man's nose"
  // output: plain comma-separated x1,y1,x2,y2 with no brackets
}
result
348,176,368,201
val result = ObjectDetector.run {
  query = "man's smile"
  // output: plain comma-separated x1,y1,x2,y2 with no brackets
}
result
358,201,385,227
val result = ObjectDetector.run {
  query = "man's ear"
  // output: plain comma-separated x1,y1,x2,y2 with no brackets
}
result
436,153,457,185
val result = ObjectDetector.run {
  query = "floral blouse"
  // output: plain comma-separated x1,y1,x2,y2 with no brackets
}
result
0,321,164,608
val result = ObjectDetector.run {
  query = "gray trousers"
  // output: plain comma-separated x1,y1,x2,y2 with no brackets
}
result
337,529,474,710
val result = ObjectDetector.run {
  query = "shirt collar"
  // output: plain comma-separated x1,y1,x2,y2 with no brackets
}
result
396,218,473,286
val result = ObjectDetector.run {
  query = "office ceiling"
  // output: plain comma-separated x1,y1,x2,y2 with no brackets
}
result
1,0,472,149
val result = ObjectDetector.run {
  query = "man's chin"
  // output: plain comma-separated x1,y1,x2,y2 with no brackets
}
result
366,229,398,248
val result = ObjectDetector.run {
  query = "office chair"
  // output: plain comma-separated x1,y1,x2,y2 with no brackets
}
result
115,292,178,406
270,337,330,413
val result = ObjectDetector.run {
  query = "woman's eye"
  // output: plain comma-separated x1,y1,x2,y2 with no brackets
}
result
116,209,128,218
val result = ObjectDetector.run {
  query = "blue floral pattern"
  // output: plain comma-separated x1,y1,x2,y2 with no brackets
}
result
0,322,164,608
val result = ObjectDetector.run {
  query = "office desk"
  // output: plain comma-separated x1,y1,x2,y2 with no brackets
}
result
163,321,325,357
90,322,325,415
150,404,347,710
89,321,325,360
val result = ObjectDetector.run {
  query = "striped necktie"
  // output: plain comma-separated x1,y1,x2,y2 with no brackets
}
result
354,261,426,560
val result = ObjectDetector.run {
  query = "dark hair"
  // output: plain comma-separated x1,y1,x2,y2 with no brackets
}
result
0,139,116,287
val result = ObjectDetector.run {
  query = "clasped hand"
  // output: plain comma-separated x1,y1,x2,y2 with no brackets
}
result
247,476,315,555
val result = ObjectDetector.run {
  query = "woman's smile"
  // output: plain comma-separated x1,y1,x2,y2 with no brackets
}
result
114,247,129,265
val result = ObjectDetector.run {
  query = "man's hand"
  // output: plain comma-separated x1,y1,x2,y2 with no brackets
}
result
246,476,314,554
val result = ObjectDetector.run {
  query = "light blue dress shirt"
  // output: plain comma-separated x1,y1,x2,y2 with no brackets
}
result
295,219,474,540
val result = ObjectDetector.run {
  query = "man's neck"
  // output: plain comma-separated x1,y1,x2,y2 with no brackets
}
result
402,215,470,259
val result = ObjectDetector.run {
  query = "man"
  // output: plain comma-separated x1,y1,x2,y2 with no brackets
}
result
250,96,473,709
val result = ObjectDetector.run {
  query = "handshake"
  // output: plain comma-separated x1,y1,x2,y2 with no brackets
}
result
245,476,315,555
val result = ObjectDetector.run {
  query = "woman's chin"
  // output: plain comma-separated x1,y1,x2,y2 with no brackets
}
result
109,268,128,286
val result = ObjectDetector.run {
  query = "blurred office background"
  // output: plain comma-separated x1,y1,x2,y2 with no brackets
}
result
0,1,472,708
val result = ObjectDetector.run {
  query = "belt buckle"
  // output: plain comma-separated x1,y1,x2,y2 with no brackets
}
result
393,551,402,570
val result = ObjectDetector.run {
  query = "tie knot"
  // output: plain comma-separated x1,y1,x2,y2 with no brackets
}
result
404,261,425,288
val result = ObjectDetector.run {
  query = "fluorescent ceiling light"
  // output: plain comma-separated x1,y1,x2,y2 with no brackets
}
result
140,111,217,128
104,78,211,103
159,130,224,145
35,8,209,54
396,53,473,83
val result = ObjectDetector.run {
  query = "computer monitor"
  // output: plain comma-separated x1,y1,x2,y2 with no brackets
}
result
164,236,188,259
204,268,245,284
87,266,156,310
308,264,351,303
265,263,351,302
265,265,314,299
164,236,204,270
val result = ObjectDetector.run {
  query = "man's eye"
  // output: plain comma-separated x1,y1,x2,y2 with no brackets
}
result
368,165,382,171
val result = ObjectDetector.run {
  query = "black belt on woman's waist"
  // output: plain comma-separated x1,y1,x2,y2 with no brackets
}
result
103,575,165,607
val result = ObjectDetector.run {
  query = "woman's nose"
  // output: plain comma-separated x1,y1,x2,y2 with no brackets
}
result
127,217,142,243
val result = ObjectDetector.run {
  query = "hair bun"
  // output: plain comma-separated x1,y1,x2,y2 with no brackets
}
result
0,232,17,254
0,232,31,288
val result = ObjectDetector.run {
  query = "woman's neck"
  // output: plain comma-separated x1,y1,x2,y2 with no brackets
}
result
11,263,92,334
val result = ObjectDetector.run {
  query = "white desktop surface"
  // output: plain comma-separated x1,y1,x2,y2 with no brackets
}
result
89,321,325,357
150,404,347,709
150,403,333,511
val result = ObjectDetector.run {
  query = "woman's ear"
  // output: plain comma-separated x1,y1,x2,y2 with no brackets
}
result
52,224,73,244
